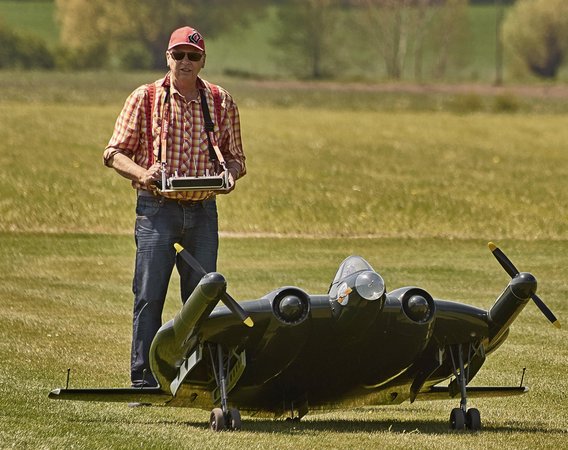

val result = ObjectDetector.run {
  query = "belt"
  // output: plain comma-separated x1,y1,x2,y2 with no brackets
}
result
137,189,206,204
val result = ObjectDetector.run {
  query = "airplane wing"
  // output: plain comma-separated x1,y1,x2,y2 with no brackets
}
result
418,385,528,401
48,387,172,404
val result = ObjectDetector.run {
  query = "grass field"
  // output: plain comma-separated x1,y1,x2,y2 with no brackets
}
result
1,72,567,239
1,234,567,448
0,71,567,448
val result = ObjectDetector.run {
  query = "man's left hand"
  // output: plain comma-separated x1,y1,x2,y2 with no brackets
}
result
217,168,237,195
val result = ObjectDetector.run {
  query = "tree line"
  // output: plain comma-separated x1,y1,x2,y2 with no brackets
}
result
1,0,567,80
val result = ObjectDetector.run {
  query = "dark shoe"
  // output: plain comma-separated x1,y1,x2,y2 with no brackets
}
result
131,381,157,388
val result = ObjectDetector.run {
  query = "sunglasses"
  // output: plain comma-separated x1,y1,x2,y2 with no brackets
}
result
170,51,203,62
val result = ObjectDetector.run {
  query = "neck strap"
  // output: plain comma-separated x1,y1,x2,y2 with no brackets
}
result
200,89,226,168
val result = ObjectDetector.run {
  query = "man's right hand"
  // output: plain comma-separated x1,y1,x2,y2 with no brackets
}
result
105,151,162,189
140,163,163,188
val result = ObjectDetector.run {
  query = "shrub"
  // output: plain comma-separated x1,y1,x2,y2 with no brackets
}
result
493,93,521,113
0,20,54,69
0,22,19,68
449,93,484,113
14,35,55,69
53,43,109,70
502,0,568,79
114,43,153,71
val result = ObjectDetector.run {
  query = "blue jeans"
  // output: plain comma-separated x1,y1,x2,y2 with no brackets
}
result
131,193,219,387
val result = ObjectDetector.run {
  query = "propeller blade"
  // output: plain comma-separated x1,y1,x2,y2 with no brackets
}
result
221,292,254,328
488,242,560,329
174,243,206,277
174,243,254,328
531,294,561,329
488,242,519,278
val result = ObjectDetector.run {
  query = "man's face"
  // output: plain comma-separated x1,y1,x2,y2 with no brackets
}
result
166,44,205,82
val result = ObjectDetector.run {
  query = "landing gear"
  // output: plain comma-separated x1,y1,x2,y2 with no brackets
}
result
227,408,242,430
207,344,242,432
448,344,482,431
210,408,226,431
450,408,465,430
209,407,242,431
466,408,481,431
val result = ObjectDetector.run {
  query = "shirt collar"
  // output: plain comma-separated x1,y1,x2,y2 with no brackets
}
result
162,72,206,99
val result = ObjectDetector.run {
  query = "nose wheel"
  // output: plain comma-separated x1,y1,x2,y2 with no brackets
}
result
210,407,241,431
208,343,242,432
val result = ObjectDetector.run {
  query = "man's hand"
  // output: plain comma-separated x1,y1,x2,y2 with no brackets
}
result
140,163,162,188
217,168,237,195
106,151,161,189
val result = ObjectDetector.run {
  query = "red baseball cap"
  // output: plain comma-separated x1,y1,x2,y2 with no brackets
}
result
167,26,205,52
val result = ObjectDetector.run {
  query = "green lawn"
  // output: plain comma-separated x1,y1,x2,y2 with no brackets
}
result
0,233,566,448
1,72,566,239
0,71,567,447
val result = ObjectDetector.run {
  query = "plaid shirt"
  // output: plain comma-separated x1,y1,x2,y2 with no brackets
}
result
104,74,246,200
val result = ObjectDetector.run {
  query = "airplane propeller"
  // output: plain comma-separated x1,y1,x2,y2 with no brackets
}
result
488,242,560,329
174,243,254,328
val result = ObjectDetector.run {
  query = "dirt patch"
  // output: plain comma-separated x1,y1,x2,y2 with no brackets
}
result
248,79,568,99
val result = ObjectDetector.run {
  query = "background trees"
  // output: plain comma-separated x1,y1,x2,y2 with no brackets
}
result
272,0,340,79
502,0,568,79
354,0,469,80
3,0,568,81
55,0,264,69
271,0,470,81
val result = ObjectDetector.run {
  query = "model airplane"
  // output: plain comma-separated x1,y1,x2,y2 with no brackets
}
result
49,242,560,432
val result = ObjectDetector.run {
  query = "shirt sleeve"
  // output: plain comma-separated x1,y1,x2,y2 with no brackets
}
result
103,87,146,166
218,89,246,178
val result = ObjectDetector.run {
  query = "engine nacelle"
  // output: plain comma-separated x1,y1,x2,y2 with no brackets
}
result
266,287,311,326
150,272,227,392
358,287,436,387
240,287,312,385
388,286,436,324
488,272,535,344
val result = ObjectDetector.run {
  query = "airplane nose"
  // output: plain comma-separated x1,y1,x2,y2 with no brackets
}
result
510,272,537,299
199,272,227,299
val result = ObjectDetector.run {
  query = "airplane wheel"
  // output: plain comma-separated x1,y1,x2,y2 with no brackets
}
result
227,408,242,431
466,408,481,431
450,408,466,430
210,408,226,432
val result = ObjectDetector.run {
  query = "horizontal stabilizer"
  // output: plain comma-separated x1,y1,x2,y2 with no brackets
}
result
418,385,528,401
48,387,172,404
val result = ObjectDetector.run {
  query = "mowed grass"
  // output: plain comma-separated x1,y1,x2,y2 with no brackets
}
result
0,234,566,449
0,72,566,239
0,71,567,448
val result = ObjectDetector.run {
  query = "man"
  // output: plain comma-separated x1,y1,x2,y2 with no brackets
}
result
103,26,246,388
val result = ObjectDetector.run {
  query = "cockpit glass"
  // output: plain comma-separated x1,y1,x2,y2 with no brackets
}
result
355,271,385,300
332,256,375,285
